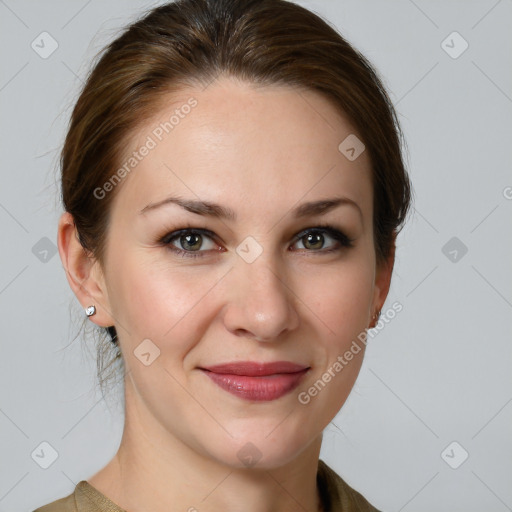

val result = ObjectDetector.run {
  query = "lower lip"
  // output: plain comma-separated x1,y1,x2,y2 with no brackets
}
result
201,369,309,401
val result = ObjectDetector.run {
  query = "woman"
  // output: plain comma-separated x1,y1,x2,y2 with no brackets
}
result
35,0,412,510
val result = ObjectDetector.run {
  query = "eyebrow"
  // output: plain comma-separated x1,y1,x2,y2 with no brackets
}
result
139,195,362,221
139,196,237,220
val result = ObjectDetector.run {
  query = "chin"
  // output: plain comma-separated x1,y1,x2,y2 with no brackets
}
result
198,422,316,471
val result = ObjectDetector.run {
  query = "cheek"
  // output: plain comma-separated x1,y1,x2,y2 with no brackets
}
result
296,254,374,341
107,251,225,350
292,261,374,433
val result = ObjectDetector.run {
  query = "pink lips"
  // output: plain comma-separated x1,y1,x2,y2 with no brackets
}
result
199,361,310,401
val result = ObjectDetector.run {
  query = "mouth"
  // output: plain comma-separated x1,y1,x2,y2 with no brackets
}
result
198,361,310,402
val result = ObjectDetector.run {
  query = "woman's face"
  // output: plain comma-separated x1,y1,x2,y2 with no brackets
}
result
82,77,391,468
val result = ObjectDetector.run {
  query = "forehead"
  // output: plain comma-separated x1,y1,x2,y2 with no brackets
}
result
111,77,373,225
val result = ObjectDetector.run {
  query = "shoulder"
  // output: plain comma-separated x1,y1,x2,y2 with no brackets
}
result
32,490,77,512
33,480,125,512
318,459,383,512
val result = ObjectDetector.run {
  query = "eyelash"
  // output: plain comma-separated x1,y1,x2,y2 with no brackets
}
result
158,224,355,259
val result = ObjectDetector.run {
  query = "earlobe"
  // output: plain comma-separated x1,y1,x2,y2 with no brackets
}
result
57,212,114,327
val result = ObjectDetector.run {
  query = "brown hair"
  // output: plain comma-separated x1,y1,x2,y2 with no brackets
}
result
61,0,413,394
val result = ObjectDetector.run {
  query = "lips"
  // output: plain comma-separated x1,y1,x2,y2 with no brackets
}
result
201,361,309,376
199,361,310,401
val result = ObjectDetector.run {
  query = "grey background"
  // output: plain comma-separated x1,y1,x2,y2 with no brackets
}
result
1,0,511,511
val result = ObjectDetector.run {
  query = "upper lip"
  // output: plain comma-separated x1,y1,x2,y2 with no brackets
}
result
199,361,309,376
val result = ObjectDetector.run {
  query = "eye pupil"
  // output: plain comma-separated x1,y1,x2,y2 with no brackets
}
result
303,232,324,250
181,233,202,251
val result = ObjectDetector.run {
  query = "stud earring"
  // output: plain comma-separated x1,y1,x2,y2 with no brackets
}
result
369,308,381,328
85,305,96,317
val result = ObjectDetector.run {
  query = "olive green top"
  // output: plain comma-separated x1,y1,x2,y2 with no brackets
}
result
33,459,381,512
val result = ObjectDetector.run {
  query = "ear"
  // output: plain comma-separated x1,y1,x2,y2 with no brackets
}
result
57,212,115,328
369,232,396,328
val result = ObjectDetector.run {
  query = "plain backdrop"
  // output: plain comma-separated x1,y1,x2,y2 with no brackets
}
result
0,1,511,511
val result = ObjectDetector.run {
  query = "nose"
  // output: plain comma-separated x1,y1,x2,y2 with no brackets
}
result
222,256,300,342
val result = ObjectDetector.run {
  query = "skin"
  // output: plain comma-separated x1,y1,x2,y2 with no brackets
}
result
58,76,394,512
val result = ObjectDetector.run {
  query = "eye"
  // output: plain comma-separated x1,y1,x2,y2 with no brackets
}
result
159,224,354,259
160,228,221,258
291,225,354,253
